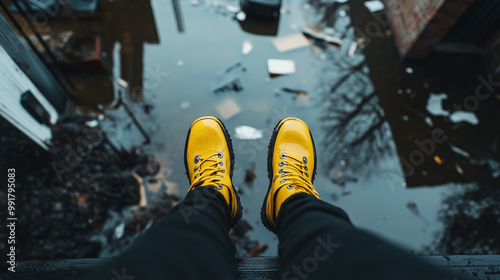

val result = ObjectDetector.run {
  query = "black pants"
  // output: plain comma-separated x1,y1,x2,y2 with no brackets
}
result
91,187,461,280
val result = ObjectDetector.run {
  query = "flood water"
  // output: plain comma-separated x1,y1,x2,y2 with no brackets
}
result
93,0,500,256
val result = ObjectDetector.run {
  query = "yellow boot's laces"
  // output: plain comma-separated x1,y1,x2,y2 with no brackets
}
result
189,152,227,191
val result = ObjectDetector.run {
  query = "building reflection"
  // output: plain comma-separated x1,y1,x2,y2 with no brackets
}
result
44,0,159,106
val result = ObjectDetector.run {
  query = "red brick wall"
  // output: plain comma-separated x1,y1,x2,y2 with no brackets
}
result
382,0,474,59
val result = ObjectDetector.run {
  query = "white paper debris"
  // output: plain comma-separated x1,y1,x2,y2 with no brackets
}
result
426,93,448,116
405,67,414,74
267,59,296,75
242,40,253,55
427,93,479,125
215,98,241,120
364,1,384,12
85,120,98,127
450,111,479,125
272,33,310,52
235,126,263,140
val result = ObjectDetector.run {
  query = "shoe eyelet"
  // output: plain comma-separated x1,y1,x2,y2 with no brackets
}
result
287,184,294,189
194,155,200,163
219,162,224,166
194,166,198,172
217,152,224,158
281,174,286,178
280,178,288,184
279,161,286,167
216,184,223,190
194,175,198,179
279,168,285,174
280,153,287,159
304,165,308,171
221,169,225,173
302,156,307,164
306,172,309,177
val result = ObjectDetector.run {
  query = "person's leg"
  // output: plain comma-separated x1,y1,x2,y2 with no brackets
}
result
277,193,460,280
90,116,242,279
90,187,237,280
261,117,462,280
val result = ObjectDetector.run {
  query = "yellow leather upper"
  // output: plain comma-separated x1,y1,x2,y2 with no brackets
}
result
186,116,239,219
265,117,321,228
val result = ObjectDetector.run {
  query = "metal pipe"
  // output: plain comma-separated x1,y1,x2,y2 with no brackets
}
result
10,0,76,90
0,0,72,94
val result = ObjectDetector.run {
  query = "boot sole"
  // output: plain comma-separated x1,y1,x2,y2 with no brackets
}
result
260,117,317,234
183,117,243,228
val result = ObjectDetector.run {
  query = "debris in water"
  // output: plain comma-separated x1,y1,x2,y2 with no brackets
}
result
272,33,310,52
348,42,358,56
267,59,296,75
302,27,342,46
215,98,241,120
114,222,125,239
281,87,308,97
242,40,253,55
235,126,263,140
434,155,443,165
213,78,244,94
364,0,384,12
244,163,257,187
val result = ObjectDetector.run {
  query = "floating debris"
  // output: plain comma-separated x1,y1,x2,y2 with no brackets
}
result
364,0,384,12
267,59,296,75
242,40,253,55
215,98,241,120
213,78,244,94
272,33,310,52
235,126,263,140
302,27,342,46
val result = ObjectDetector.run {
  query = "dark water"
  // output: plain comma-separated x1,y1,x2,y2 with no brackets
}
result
98,0,500,256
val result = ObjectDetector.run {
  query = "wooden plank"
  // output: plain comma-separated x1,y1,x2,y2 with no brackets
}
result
1,256,499,280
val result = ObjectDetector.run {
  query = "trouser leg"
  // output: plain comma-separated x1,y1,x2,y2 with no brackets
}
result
90,187,237,280
277,193,462,280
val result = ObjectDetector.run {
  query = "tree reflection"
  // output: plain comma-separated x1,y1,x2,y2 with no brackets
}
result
426,186,500,254
307,0,395,175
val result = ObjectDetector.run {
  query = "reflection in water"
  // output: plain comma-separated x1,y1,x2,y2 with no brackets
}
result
237,15,280,36
425,186,500,254
307,1,394,175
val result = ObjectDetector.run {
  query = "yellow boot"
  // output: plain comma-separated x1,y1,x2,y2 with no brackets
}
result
261,117,321,233
184,116,242,227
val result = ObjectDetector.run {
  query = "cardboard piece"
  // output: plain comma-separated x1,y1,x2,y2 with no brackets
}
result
272,33,310,52
215,98,241,120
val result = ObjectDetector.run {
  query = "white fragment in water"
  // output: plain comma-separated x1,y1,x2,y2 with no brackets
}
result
339,10,347,17
450,111,479,125
178,60,184,66
85,120,98,127
364,0,384,12
242,40,253,55
235,126,263,140
303,4,311,10
426,93,448,116
405,67,413,74
114,222,125,239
